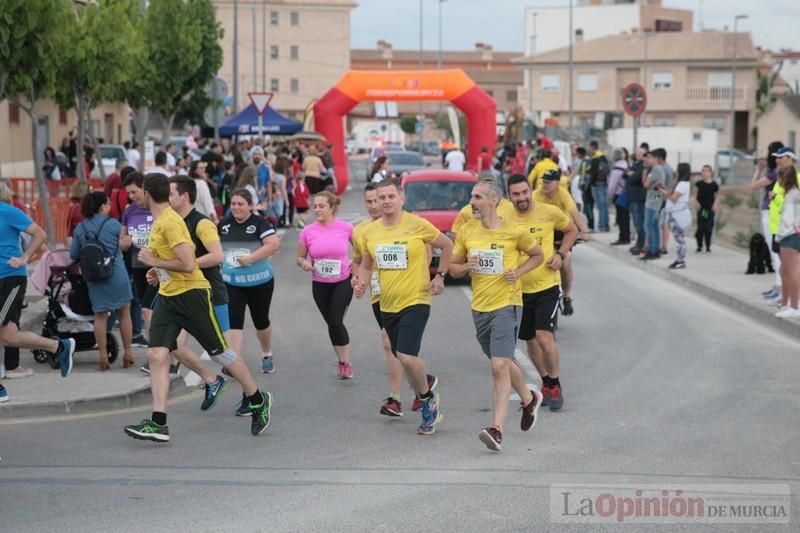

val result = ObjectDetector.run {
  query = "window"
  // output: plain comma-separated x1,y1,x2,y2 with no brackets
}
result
653,115,676,127
540,74,560,92
708,72,732,88
506,90,517,103
271,78,279,92
290,11,299,25
270,11,279,25
9,102,20,125
270,46,279,59
692,132,702,141
290,79,299,94
653,72,673,91
59,110,68,125
290,46,299,60
703,115,726,132
577,73,598,92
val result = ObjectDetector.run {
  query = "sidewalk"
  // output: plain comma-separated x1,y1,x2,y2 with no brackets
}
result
0,287,193,419
588,230,800,338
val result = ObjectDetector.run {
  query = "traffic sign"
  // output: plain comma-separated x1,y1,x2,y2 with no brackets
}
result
622,83,647,117
248,92,274,115
415,122,424,134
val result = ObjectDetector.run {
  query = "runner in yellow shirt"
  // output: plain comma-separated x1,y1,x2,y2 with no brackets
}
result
449,181,545,452
527,151,559,191
533,169,591,317
506,174,577,411
124,174,272,443
451,196,515,237
354,179,454,435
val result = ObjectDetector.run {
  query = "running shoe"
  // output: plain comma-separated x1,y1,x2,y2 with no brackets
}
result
417,392,443,435
762,288,779,300
520,389,544,432
411,374,439,412
775,307,800,319
5,365,33,378
131,335,149,348
338,361,354,379
250,391,273,436
668,261,686,269
169,362,182,376
235,395,252,417
56,338,76,378
479,426,502,451
124,419,170,443
139,361,151,374
561,297,574,317
0,385,8,403
262,356,275,374
540,384,551,407
549,384,564,411
201,375,228,411
380,397,403,417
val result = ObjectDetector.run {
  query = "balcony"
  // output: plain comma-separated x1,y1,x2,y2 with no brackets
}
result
685,86,747,105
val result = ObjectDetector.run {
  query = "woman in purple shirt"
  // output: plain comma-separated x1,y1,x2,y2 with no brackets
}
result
297,191,355,379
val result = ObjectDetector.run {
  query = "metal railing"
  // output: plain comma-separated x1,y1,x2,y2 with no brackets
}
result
685,87,746,103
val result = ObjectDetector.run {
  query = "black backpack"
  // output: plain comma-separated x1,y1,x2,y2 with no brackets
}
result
78,218,117,282
593,156,610,184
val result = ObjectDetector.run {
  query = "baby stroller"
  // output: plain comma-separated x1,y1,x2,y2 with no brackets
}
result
30,249,118,368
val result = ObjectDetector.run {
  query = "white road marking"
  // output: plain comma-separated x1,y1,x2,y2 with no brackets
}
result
458,286,542,401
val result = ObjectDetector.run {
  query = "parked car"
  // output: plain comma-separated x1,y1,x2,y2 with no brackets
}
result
91,144,127,178
715,148,754,182
366,143,408,180
401,170,477,274
387,151,428,177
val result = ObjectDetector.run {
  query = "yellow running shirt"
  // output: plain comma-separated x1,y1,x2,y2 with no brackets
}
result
454,220,537,312
452,198,515,235
507,203,571,294
533,186,577,215
149,207,210,297
361,212,441,313
527,158,559,190
352,218,381,304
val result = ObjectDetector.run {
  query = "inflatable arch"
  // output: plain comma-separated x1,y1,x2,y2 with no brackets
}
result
314,69,497,193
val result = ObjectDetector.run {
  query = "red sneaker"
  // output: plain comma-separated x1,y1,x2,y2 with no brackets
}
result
549,384,564,410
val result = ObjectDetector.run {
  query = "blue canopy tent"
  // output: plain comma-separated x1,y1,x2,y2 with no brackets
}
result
218,104,302,136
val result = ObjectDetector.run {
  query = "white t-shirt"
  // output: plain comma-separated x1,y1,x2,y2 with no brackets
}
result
570,174,583,206
666,181,690,210
445,150,466,171
127,149,141,169
166,152,176,170
371,171,385,183
194,179,217,219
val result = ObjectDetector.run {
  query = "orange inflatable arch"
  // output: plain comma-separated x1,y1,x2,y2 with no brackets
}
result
314,69,497,193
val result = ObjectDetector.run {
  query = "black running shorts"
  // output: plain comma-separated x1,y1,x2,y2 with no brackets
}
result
380,304,430,357
518,285,561,340
149,288,227,355
371,301,383,329
0,276,26,327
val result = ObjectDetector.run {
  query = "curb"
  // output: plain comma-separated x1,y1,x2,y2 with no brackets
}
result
0,377,196,420
588,242,800,338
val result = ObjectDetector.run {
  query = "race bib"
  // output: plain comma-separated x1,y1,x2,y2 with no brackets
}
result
375,244,408,270
314,259,342,278
470,248,504,275
155,267,172,283
130,229,150,249
225,249,250,268
370,271,381,295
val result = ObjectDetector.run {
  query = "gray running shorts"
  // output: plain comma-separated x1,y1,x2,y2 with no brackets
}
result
471,305,521,359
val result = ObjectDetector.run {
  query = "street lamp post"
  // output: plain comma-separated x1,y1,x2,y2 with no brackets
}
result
730,14,748,151
418,0,425,143
438,0,445,70
528,14,537,122
233,0,239,113
568,0,574,132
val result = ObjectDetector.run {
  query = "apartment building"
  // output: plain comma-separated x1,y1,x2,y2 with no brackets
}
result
350,41,523,116
212,0,355,120
514,30,759,149
0,100,130,177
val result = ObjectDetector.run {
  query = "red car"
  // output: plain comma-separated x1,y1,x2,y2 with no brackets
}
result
401,170,477,273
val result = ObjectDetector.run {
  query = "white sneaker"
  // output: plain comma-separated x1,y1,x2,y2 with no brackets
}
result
5,366,33,379
775,307,800,319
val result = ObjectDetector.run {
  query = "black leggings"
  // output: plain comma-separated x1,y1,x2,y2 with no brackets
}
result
227,279,275,330
695,209,715,251
312,277,353,346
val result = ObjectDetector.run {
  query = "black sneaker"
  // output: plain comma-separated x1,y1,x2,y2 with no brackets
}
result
250,391,273,436
124,419,170,443
561,297,574,316
668,261,686,269
139,362,150,374
131,335,149,348
201,375,228,411
629,246,642,255
479,426,502,451
235,395,252,417
169,362,182,376
520,389,543,432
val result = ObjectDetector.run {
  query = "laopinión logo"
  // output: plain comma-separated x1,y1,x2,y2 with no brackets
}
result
550,484,790,524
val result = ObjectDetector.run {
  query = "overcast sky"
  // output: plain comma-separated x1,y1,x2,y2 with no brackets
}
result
350,0,799,53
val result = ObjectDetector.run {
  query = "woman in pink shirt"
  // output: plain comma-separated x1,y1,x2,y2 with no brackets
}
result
297,191,355,379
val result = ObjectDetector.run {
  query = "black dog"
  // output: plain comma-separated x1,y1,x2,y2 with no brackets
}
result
746,233,774,274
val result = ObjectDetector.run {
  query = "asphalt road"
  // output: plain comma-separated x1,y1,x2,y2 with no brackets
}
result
1,184,799,532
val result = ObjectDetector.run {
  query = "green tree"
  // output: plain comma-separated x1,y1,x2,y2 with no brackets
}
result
145,0,223,145
0,0,71,243
399,115,417,135
55,0,142,180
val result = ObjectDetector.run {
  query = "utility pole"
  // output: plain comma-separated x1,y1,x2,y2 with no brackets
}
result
528,13,537,124
262,2,266,91
233,0,239,113
252,3,257,92
568,0,574,132
731,15,748,151
418,0,425,145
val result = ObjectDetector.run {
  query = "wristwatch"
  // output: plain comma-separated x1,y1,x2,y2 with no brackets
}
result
555,251,565,260
435,271,446,279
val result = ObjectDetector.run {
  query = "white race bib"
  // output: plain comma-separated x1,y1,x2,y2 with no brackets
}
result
314,259,342,278
225,249,250,268
375,244,408,270
470,248,504,275
130,229,150,249
155,267,172,283
370,271,381,295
